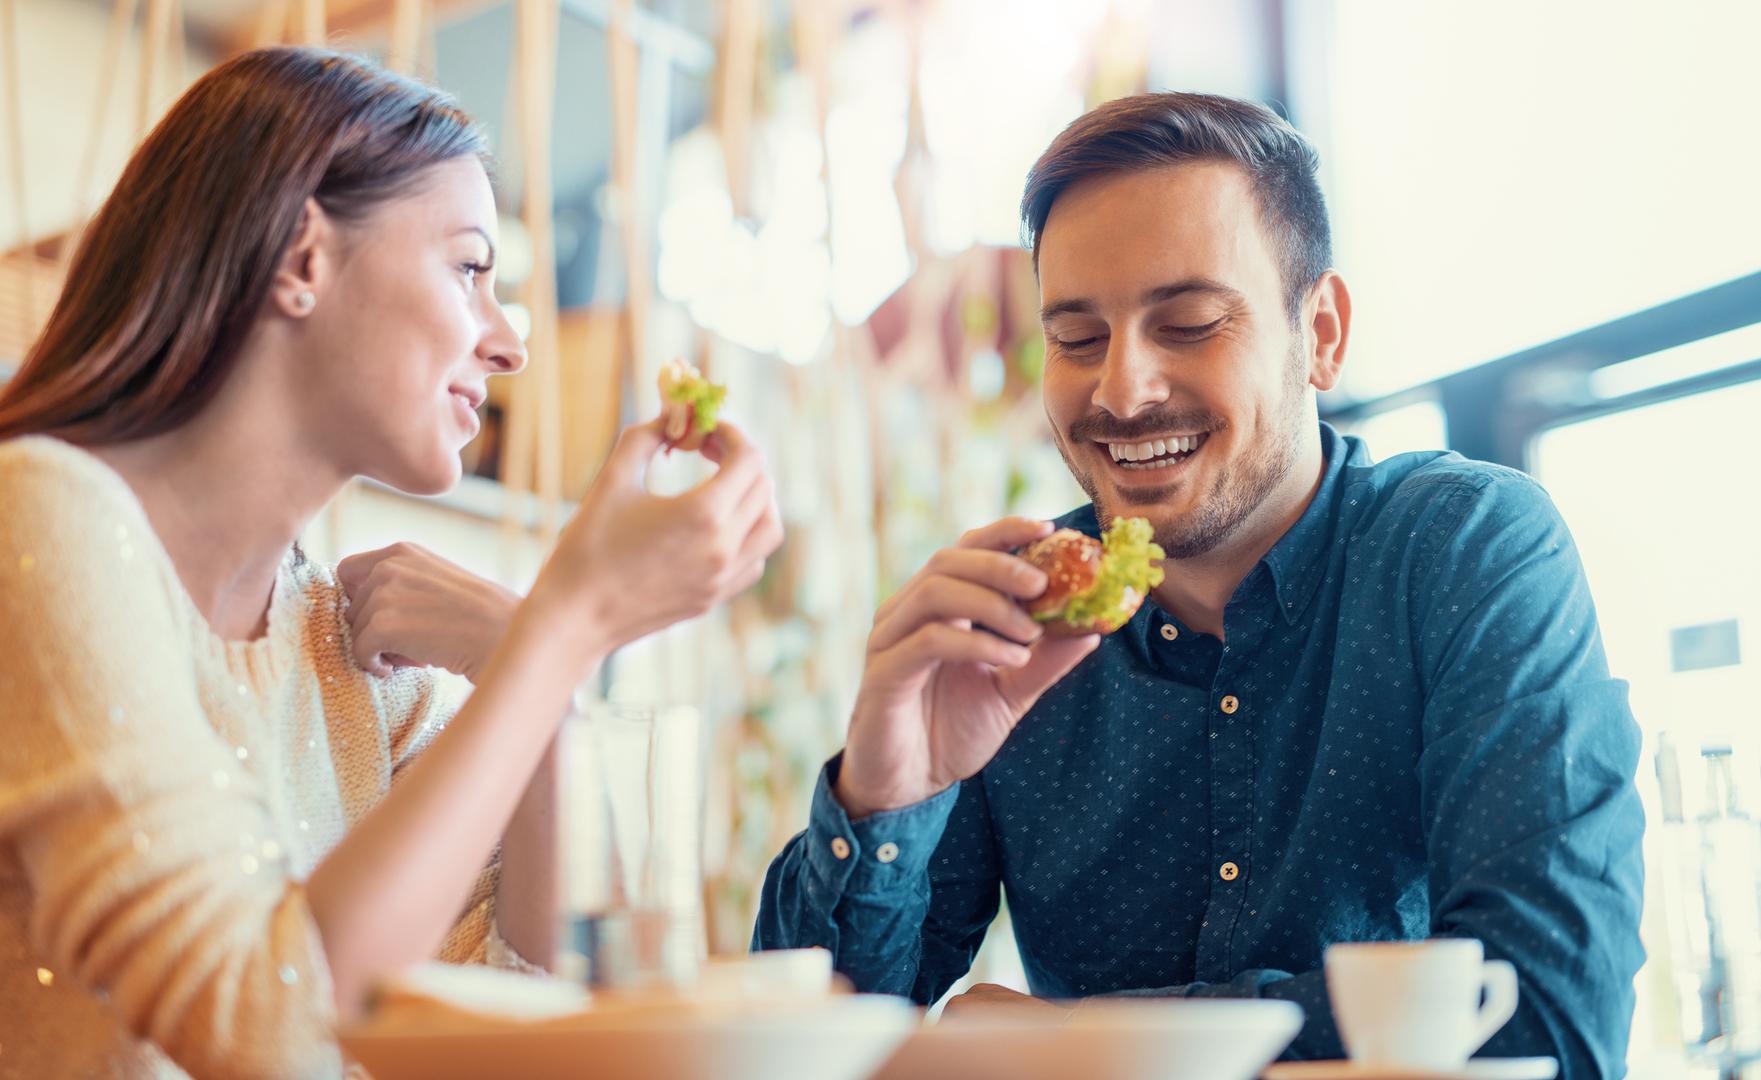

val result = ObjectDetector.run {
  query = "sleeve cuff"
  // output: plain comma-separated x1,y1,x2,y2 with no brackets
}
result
804,753,961,895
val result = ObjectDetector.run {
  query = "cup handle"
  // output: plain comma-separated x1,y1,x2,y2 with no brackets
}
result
1468,958,1520,1055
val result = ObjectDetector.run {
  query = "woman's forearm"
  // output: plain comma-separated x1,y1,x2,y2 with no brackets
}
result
494,732,562,968
306,597,602,1015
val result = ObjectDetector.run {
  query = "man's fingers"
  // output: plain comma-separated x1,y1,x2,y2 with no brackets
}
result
994,633,1101,715
875,548,1049,628
870,576,1043,654
954,517,1055,553
881,621,1033,674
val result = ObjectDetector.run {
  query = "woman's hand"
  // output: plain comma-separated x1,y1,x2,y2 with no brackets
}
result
527,416,782,661
337,543,519,681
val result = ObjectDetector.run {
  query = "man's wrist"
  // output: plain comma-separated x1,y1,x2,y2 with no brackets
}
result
832,758,945,821
833,772,882,821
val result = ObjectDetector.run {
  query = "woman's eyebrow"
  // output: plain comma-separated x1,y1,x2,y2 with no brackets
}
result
451,225,496,262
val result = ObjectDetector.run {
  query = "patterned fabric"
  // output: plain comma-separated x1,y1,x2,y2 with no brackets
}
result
0,436,520,1080
756,423,1645,1077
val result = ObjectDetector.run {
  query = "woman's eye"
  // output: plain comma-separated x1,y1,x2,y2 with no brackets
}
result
459,261,491,287
1053,335,1104,355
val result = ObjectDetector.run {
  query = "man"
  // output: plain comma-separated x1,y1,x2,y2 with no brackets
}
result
754,92,1643,1075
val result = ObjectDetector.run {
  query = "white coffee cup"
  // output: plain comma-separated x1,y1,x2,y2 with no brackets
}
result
1324,939,1519,1070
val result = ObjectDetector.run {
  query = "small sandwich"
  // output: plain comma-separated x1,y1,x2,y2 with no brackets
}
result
658,358,728,453
1019,517,1166,636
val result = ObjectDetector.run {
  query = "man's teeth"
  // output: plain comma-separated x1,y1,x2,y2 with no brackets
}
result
1107,435,1201,463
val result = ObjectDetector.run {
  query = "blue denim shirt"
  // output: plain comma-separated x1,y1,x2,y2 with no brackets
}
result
754,424,1644,1077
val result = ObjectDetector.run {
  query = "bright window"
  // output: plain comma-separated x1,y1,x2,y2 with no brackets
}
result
1308,0,1761,402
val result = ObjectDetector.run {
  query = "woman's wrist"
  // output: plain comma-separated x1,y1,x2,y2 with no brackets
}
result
508,575,618,683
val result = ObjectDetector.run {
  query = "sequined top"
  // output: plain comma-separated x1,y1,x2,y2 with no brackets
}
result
0,436,521,1079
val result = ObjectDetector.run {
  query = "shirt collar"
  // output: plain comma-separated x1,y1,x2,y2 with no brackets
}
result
1261,421,1367,625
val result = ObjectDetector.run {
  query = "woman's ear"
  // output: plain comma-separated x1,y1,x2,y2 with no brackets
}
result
269,197,335,319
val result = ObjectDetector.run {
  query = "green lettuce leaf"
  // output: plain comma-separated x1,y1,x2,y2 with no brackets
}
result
1037,516,1166,631
664,373,728,435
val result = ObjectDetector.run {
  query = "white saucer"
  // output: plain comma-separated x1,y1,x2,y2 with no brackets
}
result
1261,1058,1557,1080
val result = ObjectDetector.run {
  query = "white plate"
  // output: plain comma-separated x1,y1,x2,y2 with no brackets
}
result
1261,1057,1558,1080
870,999,1304,1080
341,991,919,1080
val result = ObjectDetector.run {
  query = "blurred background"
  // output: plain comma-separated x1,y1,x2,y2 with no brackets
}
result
3,1,1759,1075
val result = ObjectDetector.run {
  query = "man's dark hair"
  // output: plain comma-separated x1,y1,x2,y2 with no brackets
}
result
1021,92,1332,321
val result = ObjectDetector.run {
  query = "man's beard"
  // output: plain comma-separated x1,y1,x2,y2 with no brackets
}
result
1059,343,1308,560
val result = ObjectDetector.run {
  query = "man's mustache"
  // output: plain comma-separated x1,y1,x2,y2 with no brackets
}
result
1068,408,1227,444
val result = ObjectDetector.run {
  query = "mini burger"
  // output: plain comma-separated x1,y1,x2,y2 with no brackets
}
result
658,358,728,453
1020,517,1166,636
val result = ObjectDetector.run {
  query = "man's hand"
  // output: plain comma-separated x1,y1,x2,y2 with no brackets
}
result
834,517,1101,819
940,983,1071,1022
338,542,519,681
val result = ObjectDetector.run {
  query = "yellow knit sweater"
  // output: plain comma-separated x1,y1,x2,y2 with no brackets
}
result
0,436,516,1079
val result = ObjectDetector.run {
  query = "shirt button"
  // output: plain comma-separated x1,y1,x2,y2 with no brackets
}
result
1220,695,1239,715
875,842,900,864
830,837,851,860
1219,861,1240,881
1160,623,1179,641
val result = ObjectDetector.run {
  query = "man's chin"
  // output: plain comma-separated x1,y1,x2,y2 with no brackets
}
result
1095,494,1179,539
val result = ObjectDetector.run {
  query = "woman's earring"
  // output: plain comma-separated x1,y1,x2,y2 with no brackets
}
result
294,291,316,313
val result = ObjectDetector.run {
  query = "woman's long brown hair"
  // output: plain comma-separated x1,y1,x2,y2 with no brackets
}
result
0,47,486,444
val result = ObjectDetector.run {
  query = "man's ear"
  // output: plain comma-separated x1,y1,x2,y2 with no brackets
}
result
1302,270,1351,393
268,197,336,319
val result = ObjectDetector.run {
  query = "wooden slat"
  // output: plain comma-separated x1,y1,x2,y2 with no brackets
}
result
497,0,563,544
1,0,30,318
137,0,174,137
520,0,561,535
387,0,423,73
0,252,61,366
716,0,758,217
219,0,497,58
608,0,647,393
299,0,327,44
252,0,288,47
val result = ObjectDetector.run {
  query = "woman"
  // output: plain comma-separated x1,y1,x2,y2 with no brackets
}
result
0,48,781,1078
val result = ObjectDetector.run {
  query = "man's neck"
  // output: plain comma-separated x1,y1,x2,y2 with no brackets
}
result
1149,440,1327,640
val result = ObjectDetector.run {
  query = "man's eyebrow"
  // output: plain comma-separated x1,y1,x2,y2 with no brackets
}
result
1040,296,1096,322
453,225,497,262
1140,278,1244,306
1041,278,1245,322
